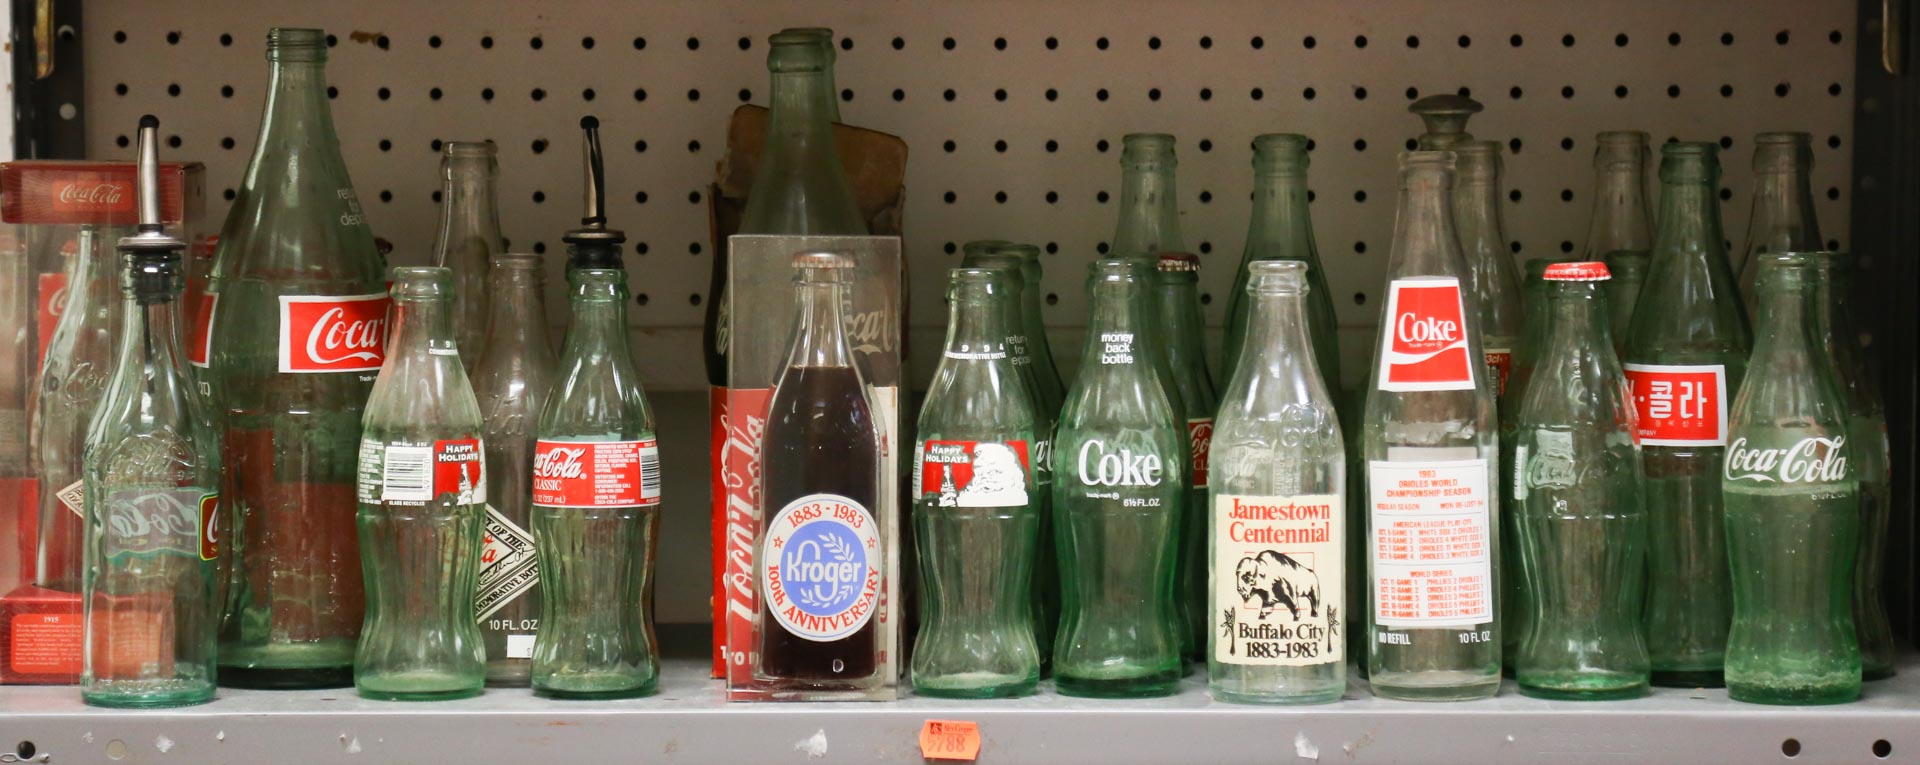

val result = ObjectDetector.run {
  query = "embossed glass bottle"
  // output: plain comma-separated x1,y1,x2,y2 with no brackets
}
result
1452,142,1523,395
1603,251,1650,357
1209,261,1346,704
33,225,118,592
1498,258,1552,668
1156,253,1217,663
1110,135,1185,265
429,141,505,369
1580,131,1655,263
1224,134,1341,392
1735,133,1822,313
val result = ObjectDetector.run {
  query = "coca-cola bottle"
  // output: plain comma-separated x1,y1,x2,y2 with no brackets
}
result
1626,143,1750,688
429,141,505,368
1050,260,1184,698
1209,260,1346,704
1723,252,1859,705
1362,151,1500,701
1603,250,1650,357
1497,257,1552,666
755,252,886,691
1580,131,1655,263
80,118,220,708
1510,261,1650,700
1110,134,1185,264
1452,142,1522,394
1809,251,1894,680
909,268,1041,698
1223,134,1341,392
1735,133,1822,312
469,252,555,686
31,224,117,592
1005,243,1067,414
1156,253,1216,663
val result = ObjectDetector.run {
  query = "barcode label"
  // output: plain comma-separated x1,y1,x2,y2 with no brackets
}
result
381,444,433,502
639,443,662,502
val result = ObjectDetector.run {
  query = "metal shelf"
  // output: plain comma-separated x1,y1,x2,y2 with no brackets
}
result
2,656,1911,764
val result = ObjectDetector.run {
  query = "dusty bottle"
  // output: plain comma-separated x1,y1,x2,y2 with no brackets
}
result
1809,251,1894,680
1156,253,1217,663
755,252,887,690
1224,134,1342,393
1735,133,1822,313
1453,142,1523,395
1580,132,1655,262
469,253,555,686
910,268,1041,698
1409,94,1483,151
1510,262,1650,700
32,225,118,592
1209,260,1346,704
1625,143,1750,688
1723,252,1859,705
1051,260,1185,698
211,28,386,689
1497,258,1552,667
1362,152,1501,701
1603,251,1650,357
429,141,505,369
1110,134,1185,264
352,267,486,701
80,118,221,708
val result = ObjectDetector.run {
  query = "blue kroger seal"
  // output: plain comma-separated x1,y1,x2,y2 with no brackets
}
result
760,493,882,642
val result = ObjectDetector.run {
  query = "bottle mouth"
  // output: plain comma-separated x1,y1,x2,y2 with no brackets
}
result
266,28,329,61
791,251,853,283
1754,131,1811,146
1087,258,1144,283
1246,260,1307,294
389,266,454,299
444,140,499,158
1659,142,1720,183
949,267,1003,289
766,34,832,73
491,252,544,269
1754,251,1815,291
1252,134,1311,173
1120,133,1178,165
1596,130,1649,145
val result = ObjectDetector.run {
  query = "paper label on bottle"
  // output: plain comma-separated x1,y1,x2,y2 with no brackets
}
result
98,487,216,562
1511,445,1529,501
531,439,662,508
1368,458,1493,628
363,438,485,505
1624,363,1728,446
35,271,66,367
188,291,217,367
505,633,536,659
759,493,881,642
1188,418,1214,488
1485,349,1513,397
476,504,540,621
277,293,391,374
1377,278,1477,392
1213,493,1343,666
943,349,1006,360
916,440,1031,507
55,480,85,519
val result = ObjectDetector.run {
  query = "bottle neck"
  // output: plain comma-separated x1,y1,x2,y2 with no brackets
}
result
1653,170,1728,268
440,155,502,241
562,275,633,364
481,267,554,363
1387,164,1463,277
1114,162,1183,261
389,292,457,359
1454,167,1504,249
1246,168,1313,256
764,68,837,163
1587,163,1652,254
783,278,854,369
1750,271,1816,365
1240,286,1320,384
1157,277,1207,355
112,274,190,388
251,56,338,175
1541,282,1611,361
1748,167,1822,249
1082,275,1150,365
943,284,1009,360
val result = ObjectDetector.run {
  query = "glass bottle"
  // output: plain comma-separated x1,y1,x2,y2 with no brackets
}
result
1497,258,1552,668
1224,134,1342,392
1453,142,1524,394
429,141,505,369
1156,253,1217,663
1603,250,1650,357
754,252,886,691
1001,243,1067,416
778,27,843,123
469,253,555,687
32,225,118,592
1735,133,1822,312
1723,252,1859,705
1511,262,1650,700
1051,260,1185,698
80,118,220,708
352,267,486,701
1208,260,1346,704
211,28,386,689
737,31,867,236
1409,94,1483,151
1362,151,1501,701
1809,251,1894,680
1625,143,1750,688
1580,131,1655,262
910,268,1041,698
1110,134,1185,264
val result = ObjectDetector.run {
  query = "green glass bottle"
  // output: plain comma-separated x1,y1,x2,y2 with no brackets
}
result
1497,258,1552,669
1110,135,1185,264
1156,253,1217,663
1002,243,1068,415
1723,253,1859,705
1735,133,1822,314
1051,260,1184,698
738,31,867,236
1453,142,1523,395
1223,134,1342,396
1626,143,1750,688
1511,262,1650,700
1602,251,1650,358
1579,132,1655,263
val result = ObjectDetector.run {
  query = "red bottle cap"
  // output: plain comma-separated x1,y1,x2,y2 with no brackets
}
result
1543,261,1611,281
1155,252,1200,271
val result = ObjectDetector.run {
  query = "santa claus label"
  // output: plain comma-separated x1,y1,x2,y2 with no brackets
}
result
916,440,1031,508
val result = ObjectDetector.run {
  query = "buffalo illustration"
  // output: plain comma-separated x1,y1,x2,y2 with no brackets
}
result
1235,550,1321,621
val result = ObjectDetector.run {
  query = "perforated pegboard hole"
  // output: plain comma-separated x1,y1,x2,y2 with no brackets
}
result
1781,738,1801,758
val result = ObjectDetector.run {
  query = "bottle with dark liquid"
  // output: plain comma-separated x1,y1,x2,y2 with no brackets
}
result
755,252,885,690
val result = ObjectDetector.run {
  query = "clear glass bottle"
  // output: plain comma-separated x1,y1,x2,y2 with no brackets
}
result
1497,258,1552,668
1110,134,1185,264
1580,132,1655,262
211,28,386,689
352,267,486,701
1723,252,1859,705
1224,134,1342,392
1735,133,1822,313
32,225,118,592
1808,251,1894,680
1051,260,1185,698
910,268,1041,698
1001,243,1067,416
1156,253,1217,663
469,253,555,687
429,141,505,369
1626,143,1750,688
1510,262,1650,700
778,27,843,123
1603,250,1651,357
1453,142,1523,395
80,118,221,708
737,31,867,237
1209,260,1346,704
1362,152,1501,701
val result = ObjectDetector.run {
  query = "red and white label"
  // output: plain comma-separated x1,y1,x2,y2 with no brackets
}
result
1369,458,1492,628
1624,364,1728,446
362,438,485,505
1378,278,1477,392
1485,349,1513,398
916,440,1031,507
532,439,662,508
188,292,218,367
35,271,67,366
1188,418,1213,488
277,293,390,373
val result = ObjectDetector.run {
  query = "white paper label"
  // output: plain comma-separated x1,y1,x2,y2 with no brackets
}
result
505,633,536,659
56,480,86,519
476,504,540,621
1214,493,1343,666
1369,458,1493,628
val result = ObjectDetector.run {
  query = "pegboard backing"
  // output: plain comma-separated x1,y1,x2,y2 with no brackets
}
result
82,0,1856,391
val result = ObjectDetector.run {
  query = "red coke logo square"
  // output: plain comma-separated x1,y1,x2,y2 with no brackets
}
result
277,293,389,373
1380,278,1476,391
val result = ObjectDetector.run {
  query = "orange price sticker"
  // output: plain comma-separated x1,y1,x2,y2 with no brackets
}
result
919,719,981,761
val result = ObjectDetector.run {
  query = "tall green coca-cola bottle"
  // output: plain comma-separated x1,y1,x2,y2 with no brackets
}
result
210,27,387,689
1155,253,1216,663
1603,251,1650,357
1735,133,1822,313
1626,143,1750,688
1580,131,1655,263
1223,134,1341,406
1110,135,1185,264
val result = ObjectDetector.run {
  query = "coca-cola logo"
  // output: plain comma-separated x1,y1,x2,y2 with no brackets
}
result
1077,440,1163,487
845,306,897,355
534,446,587,480
278,293,390,373
1725,436,1849,484
1379,278,1476,391
306,307,384,364
55,181,129,209
102,488,206,559
1396,313,1461,344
